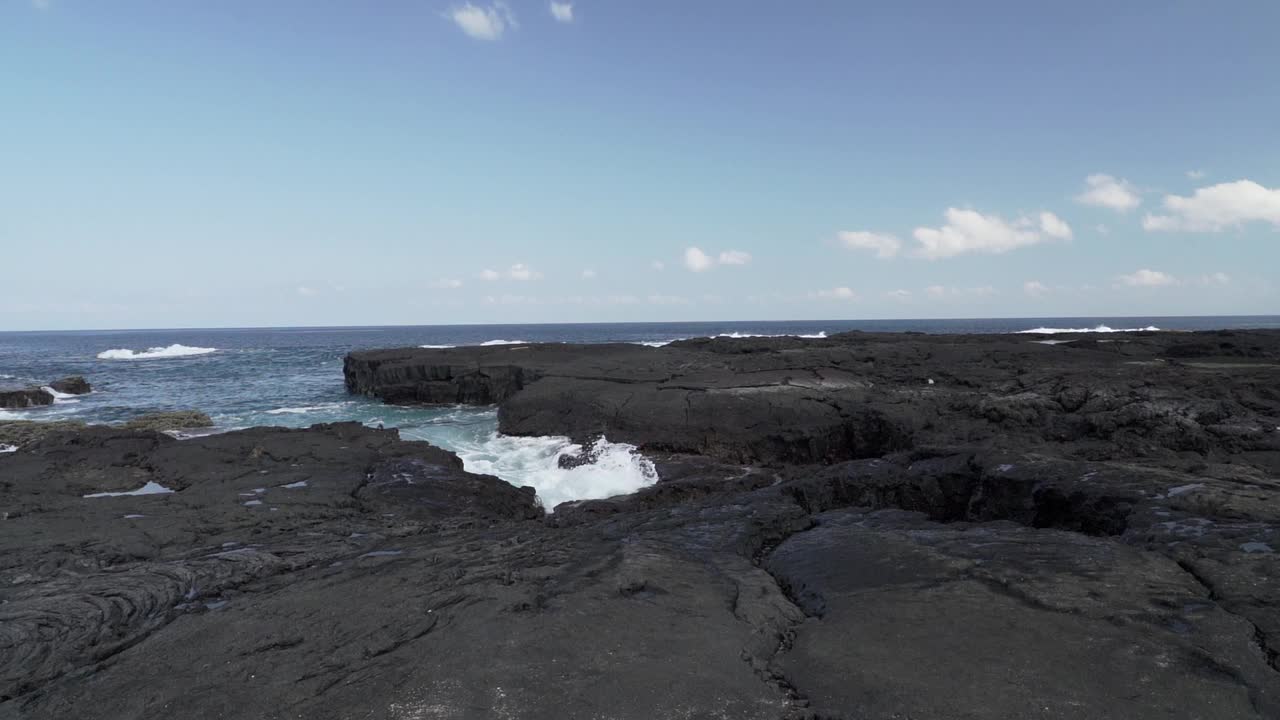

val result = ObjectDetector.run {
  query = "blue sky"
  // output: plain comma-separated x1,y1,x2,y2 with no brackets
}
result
2,0,1277,330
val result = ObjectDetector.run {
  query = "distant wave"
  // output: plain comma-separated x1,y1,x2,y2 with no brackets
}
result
715,331,828,339
634,340,677,347
479,339,530,346
97,344,218,360
1016,326,1160,335
419,344,456,349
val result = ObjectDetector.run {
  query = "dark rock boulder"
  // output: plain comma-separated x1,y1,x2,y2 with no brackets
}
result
47,376,91,395
0,387,53,410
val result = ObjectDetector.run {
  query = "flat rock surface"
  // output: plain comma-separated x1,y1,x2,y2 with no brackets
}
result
2,332,1279,718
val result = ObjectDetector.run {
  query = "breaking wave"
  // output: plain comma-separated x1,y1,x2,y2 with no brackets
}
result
715,331,828,339
479,339,530,346
41,386,81,403
449,432,658,511
1016,326,1160,335
97,344,218,360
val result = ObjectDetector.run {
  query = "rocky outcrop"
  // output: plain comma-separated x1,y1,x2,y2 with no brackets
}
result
345,330,1280,466
0,376,90,409
0,387,53,410
47,377,91,395
4,332,1280,718
2,422,1278,718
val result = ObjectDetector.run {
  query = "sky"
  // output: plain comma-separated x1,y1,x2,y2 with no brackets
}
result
2,0,1278,330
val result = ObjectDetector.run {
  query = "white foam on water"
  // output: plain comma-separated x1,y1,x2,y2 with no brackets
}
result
1016,325,1160,335
479,339,530,346
84,481,175,498
281,480,308,489
0,410,22,421
40,386,81,404
265,402,352,415
714,331,827,339
451,433,658,511
419,344,457,349
634,340,677,347
1032,339,1076,345
0,444,17,454
97,344,218,360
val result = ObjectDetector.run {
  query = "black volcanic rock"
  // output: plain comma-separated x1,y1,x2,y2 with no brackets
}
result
0,387,53,410
344,330,1280,466
2,421,1278,718
47,376,91,395
5,332,1280,718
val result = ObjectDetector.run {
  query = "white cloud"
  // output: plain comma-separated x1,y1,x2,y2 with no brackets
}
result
1096,224,1111,235
885,289,912,301
549,2,573,22
683,247,752,271
479,264,541,281
1142,180,1280,232
1023,280,1049,297
508,263,540,280
912,208,1071,260
430,278,464,289
296,286,317,297
812,287,857,301
1117,269,1176,287
581,269,596,279
1039,212,1073,240
1199,272,1231,286
446,2,516,41
837,231,901,259
684,247,714,272
651,261,665,271
1186,170,1206,180
1075,174,1141,212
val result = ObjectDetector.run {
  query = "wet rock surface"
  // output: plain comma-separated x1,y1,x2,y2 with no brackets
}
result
2,332,1279,718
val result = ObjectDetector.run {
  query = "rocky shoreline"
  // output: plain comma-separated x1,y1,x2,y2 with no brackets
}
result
3,330,1279,718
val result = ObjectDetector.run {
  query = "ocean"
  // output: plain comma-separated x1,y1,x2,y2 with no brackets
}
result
3,316,1278,508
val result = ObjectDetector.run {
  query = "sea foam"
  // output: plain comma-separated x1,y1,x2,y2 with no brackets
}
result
450,433,658,511
97,344,218,360
0,444,17,454
715,331,828,339
1016,325,1160,335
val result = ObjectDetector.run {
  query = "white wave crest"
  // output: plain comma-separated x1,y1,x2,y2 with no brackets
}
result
97,344,218,360
0,409,24,421
635,340,677,347
479,339,530,346
0,444,17,454
265,402,352,415
419,344,456,349
715,331,828,339
40,386,81,403
454,433,658,511
1016,325,1160,335
84,481,175,498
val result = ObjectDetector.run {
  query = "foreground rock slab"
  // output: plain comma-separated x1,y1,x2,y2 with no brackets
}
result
3,417,1279,718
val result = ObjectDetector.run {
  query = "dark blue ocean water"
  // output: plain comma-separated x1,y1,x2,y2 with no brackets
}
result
3,317,1277,507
